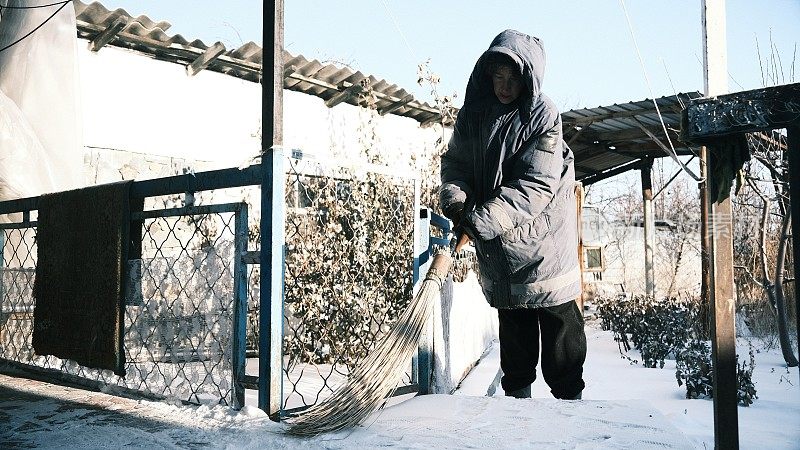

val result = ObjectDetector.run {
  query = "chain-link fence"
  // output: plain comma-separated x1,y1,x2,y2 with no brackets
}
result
0,157,425,415
0,202,249,406
0,225,37,365
246,157,418,413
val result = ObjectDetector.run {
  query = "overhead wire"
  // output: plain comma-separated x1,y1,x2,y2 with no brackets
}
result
379,0,418,64
618,0,704,183
661,58,704,161
660,57,684,109
692,51,744,90
0,0,72,54
0,1,71,9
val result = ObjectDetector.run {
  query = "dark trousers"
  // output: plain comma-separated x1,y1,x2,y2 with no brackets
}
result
498,300,586,399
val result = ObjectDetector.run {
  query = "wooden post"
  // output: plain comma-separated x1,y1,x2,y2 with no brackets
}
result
260,0,285,420
575,183,585,312
699,146,711,337
701,0,728,98
702,0,738,448
641,161,655,297
788,126,800,379
706,174,739,450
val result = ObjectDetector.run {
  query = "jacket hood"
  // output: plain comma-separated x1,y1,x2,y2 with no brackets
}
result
463,30,547,120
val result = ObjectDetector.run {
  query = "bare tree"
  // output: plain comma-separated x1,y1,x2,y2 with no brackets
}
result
655,177,701,298
728,38,797,366
734,132,797,367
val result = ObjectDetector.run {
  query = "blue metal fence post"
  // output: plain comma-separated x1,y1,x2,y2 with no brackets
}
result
412,180,433,395
232,203,248,409
416,208,433,394
260,0,285,420
412,179,422,287
411,181,420,388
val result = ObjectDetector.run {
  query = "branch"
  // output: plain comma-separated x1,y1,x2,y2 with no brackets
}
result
773,209,799,366
744,175,789,186
733,265,765,289
753,153,790,216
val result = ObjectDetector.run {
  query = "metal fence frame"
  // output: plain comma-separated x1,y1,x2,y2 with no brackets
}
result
132,202,250,408
0,164,283,414
0,159,446,420
411,207,451,394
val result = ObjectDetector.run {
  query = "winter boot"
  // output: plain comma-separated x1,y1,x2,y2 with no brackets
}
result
505,384,531,399
566,390,582,400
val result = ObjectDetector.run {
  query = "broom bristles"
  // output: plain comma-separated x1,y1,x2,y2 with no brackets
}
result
286,253,452,436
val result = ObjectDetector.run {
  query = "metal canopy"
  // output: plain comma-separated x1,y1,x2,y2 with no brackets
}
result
563,92,704,184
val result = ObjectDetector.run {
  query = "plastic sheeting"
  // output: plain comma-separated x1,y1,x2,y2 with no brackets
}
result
0,90,55,200
0,0,83,201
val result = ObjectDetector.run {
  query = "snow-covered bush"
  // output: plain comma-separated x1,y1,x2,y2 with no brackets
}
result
597,294,758,405
674,338,712,399
280,170,415,369
596,294,696,368
675,339,758,406
737,349,758,406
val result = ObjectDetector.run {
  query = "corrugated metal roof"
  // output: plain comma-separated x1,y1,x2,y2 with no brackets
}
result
71,1,707,182
73,1,444,125
563,92,704,183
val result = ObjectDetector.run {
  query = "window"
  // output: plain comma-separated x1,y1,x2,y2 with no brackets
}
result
584,246,604,272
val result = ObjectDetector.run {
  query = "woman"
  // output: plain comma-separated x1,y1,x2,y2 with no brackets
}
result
440,29,586,400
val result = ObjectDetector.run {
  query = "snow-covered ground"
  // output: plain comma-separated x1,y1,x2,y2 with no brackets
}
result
581,326,800,449
2,321,798,449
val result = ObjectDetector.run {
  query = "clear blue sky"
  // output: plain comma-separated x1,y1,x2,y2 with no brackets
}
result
98,0,798,110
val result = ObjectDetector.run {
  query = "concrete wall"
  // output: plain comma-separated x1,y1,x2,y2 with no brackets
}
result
431,271,498,394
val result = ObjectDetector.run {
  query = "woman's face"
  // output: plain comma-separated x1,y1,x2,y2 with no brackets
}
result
492,64,523,104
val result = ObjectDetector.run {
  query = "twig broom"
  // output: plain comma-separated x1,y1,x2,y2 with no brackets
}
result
285,251,455,436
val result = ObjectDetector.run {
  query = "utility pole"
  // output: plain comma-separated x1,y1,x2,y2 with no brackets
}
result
260,0,285,420
701,0,738,448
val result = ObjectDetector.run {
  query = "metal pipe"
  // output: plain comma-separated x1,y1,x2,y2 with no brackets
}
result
641,161,655,297
232,203,249,409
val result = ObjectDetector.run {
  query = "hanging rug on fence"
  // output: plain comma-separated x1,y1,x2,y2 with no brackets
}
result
33,180,133,377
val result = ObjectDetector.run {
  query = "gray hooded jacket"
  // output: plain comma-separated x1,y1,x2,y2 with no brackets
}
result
440,30,581,309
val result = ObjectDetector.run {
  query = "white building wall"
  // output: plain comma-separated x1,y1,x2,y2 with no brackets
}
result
78,45,260,165
77,44,446,183
592,225,702,297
